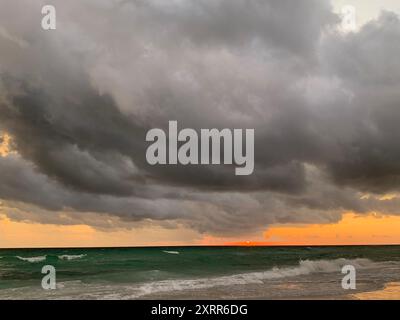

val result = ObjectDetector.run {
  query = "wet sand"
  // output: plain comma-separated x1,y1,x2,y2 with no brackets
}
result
351,282,400,300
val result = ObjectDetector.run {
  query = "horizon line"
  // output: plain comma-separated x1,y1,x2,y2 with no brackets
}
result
1,243,400,250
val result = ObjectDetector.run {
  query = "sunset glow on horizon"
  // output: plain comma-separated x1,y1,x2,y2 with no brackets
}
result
2,212,400,248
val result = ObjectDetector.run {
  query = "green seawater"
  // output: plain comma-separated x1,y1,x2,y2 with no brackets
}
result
0,246,399,299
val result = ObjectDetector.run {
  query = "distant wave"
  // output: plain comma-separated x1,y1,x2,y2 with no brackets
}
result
16,255,46,263
163,250,180,255
58,254,86,261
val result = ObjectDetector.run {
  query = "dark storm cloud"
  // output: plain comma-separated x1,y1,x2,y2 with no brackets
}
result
1,0,400,235
124,0,337,56
318,11,400,193
0,76,149,196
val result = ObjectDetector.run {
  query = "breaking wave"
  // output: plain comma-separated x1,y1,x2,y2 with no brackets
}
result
58,254,87,261
163,251,180,255
16,256,46,263
125,258,378,298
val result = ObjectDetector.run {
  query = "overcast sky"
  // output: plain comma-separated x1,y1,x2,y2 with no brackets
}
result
1,0,400,239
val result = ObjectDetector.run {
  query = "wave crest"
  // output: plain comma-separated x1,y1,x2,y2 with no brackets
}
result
58,254,86,261
128,258,378,298
16,255,46,263
163,251,180,255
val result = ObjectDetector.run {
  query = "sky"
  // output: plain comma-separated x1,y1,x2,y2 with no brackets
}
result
1,0,400,248
332,0,400,26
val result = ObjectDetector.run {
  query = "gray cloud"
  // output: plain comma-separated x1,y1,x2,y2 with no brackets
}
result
1,0,400,236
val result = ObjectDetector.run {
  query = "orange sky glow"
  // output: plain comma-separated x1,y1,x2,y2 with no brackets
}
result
1,212,400,248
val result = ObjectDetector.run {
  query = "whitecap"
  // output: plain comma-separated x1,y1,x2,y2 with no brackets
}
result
16,255,46,263
163,250,180,255
58,254,87,261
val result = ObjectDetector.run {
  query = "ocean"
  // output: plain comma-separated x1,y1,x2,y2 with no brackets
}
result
0,246,399,300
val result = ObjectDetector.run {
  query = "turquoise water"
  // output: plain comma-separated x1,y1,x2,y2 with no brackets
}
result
0,246,400,299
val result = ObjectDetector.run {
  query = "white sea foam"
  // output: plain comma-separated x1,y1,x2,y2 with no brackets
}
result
163,250,180,255
125,258,379,298
58,254,86,261
16,255,46,263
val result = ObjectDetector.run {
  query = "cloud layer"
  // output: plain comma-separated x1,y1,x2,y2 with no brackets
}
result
1,0,400,236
